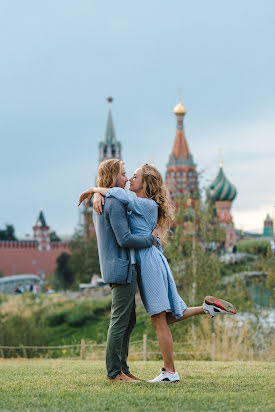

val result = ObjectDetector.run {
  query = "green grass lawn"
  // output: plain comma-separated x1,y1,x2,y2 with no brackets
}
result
0,360,274,411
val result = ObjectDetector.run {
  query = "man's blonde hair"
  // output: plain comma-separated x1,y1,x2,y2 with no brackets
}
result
96,159,124,188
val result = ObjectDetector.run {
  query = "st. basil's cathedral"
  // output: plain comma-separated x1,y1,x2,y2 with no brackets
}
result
91,96,238,248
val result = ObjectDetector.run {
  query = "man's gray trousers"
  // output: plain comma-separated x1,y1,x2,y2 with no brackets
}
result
106,265,137,379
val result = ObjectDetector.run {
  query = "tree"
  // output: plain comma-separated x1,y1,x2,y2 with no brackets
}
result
50,231,61,242
0,224,17,241
69,225,101,287
55,253,74,290
53,222,101,290
164,195,225,305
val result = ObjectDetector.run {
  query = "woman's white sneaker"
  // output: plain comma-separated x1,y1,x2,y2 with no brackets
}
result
147,368,180,383
203,296,237,318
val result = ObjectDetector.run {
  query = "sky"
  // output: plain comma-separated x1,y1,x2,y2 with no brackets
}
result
1,0,274,238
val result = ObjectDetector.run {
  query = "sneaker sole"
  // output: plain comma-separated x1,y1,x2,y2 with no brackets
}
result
147,380,180,383
205,296,237,315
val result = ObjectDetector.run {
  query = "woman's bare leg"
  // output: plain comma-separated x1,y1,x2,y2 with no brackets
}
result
166,306,205,325
151,311,175,371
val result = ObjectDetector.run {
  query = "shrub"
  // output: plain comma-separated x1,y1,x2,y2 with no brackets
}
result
66,299,111,326
66,302,94,326
45,298,111,328
46,309,71,326
236,239,271,256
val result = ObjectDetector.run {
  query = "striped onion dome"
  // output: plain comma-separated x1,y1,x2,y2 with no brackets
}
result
208,166,237,202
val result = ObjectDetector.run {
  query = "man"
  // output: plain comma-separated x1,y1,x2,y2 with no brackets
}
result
78,159,156,382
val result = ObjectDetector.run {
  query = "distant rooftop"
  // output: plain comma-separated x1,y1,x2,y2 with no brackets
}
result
0,274,42,284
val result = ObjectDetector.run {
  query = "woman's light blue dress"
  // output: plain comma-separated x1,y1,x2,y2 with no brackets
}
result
106,188,187,319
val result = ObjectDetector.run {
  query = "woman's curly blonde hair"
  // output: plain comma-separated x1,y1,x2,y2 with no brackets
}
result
96,159,123,188
141,164,175,240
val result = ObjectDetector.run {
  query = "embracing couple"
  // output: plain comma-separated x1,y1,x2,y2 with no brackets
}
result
78,159,237,383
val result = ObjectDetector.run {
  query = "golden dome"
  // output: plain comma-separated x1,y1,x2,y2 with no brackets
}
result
174,100,186,115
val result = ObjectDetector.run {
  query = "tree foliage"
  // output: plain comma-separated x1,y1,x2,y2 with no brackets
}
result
69,225,100,286
52,221,101,290
0,224,17,241
163,194,273,311
236,239,271,256
54,253,74,290
49,231,61,242
164,196,227,305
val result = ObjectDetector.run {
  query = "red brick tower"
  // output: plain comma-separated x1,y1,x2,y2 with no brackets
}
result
165,99,199,207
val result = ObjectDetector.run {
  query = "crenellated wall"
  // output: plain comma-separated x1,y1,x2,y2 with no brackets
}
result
0,241,70,277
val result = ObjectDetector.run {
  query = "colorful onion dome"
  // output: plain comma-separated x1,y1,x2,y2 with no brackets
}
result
208,166,237,202
174,99,186,115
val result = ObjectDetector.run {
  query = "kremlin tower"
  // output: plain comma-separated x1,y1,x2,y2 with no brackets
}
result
33,210,50,251
99,97,122,163
165,99,199,207
208,160,237,247
84,97,122,237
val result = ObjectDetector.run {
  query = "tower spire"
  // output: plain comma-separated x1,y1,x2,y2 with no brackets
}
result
98,97,122,163
171,98,190,160
33,209,50,251
104,96,116,145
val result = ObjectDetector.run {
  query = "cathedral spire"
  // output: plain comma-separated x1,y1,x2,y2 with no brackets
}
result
171,98,190,161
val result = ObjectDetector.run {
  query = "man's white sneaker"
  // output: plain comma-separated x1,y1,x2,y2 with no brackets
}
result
147,368,180,383
203,295,237,318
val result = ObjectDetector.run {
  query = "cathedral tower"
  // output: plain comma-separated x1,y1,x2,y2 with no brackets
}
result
208,160,237,247
165,99,199,206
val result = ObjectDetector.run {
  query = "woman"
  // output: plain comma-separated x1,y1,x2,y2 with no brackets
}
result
79,163,237,383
